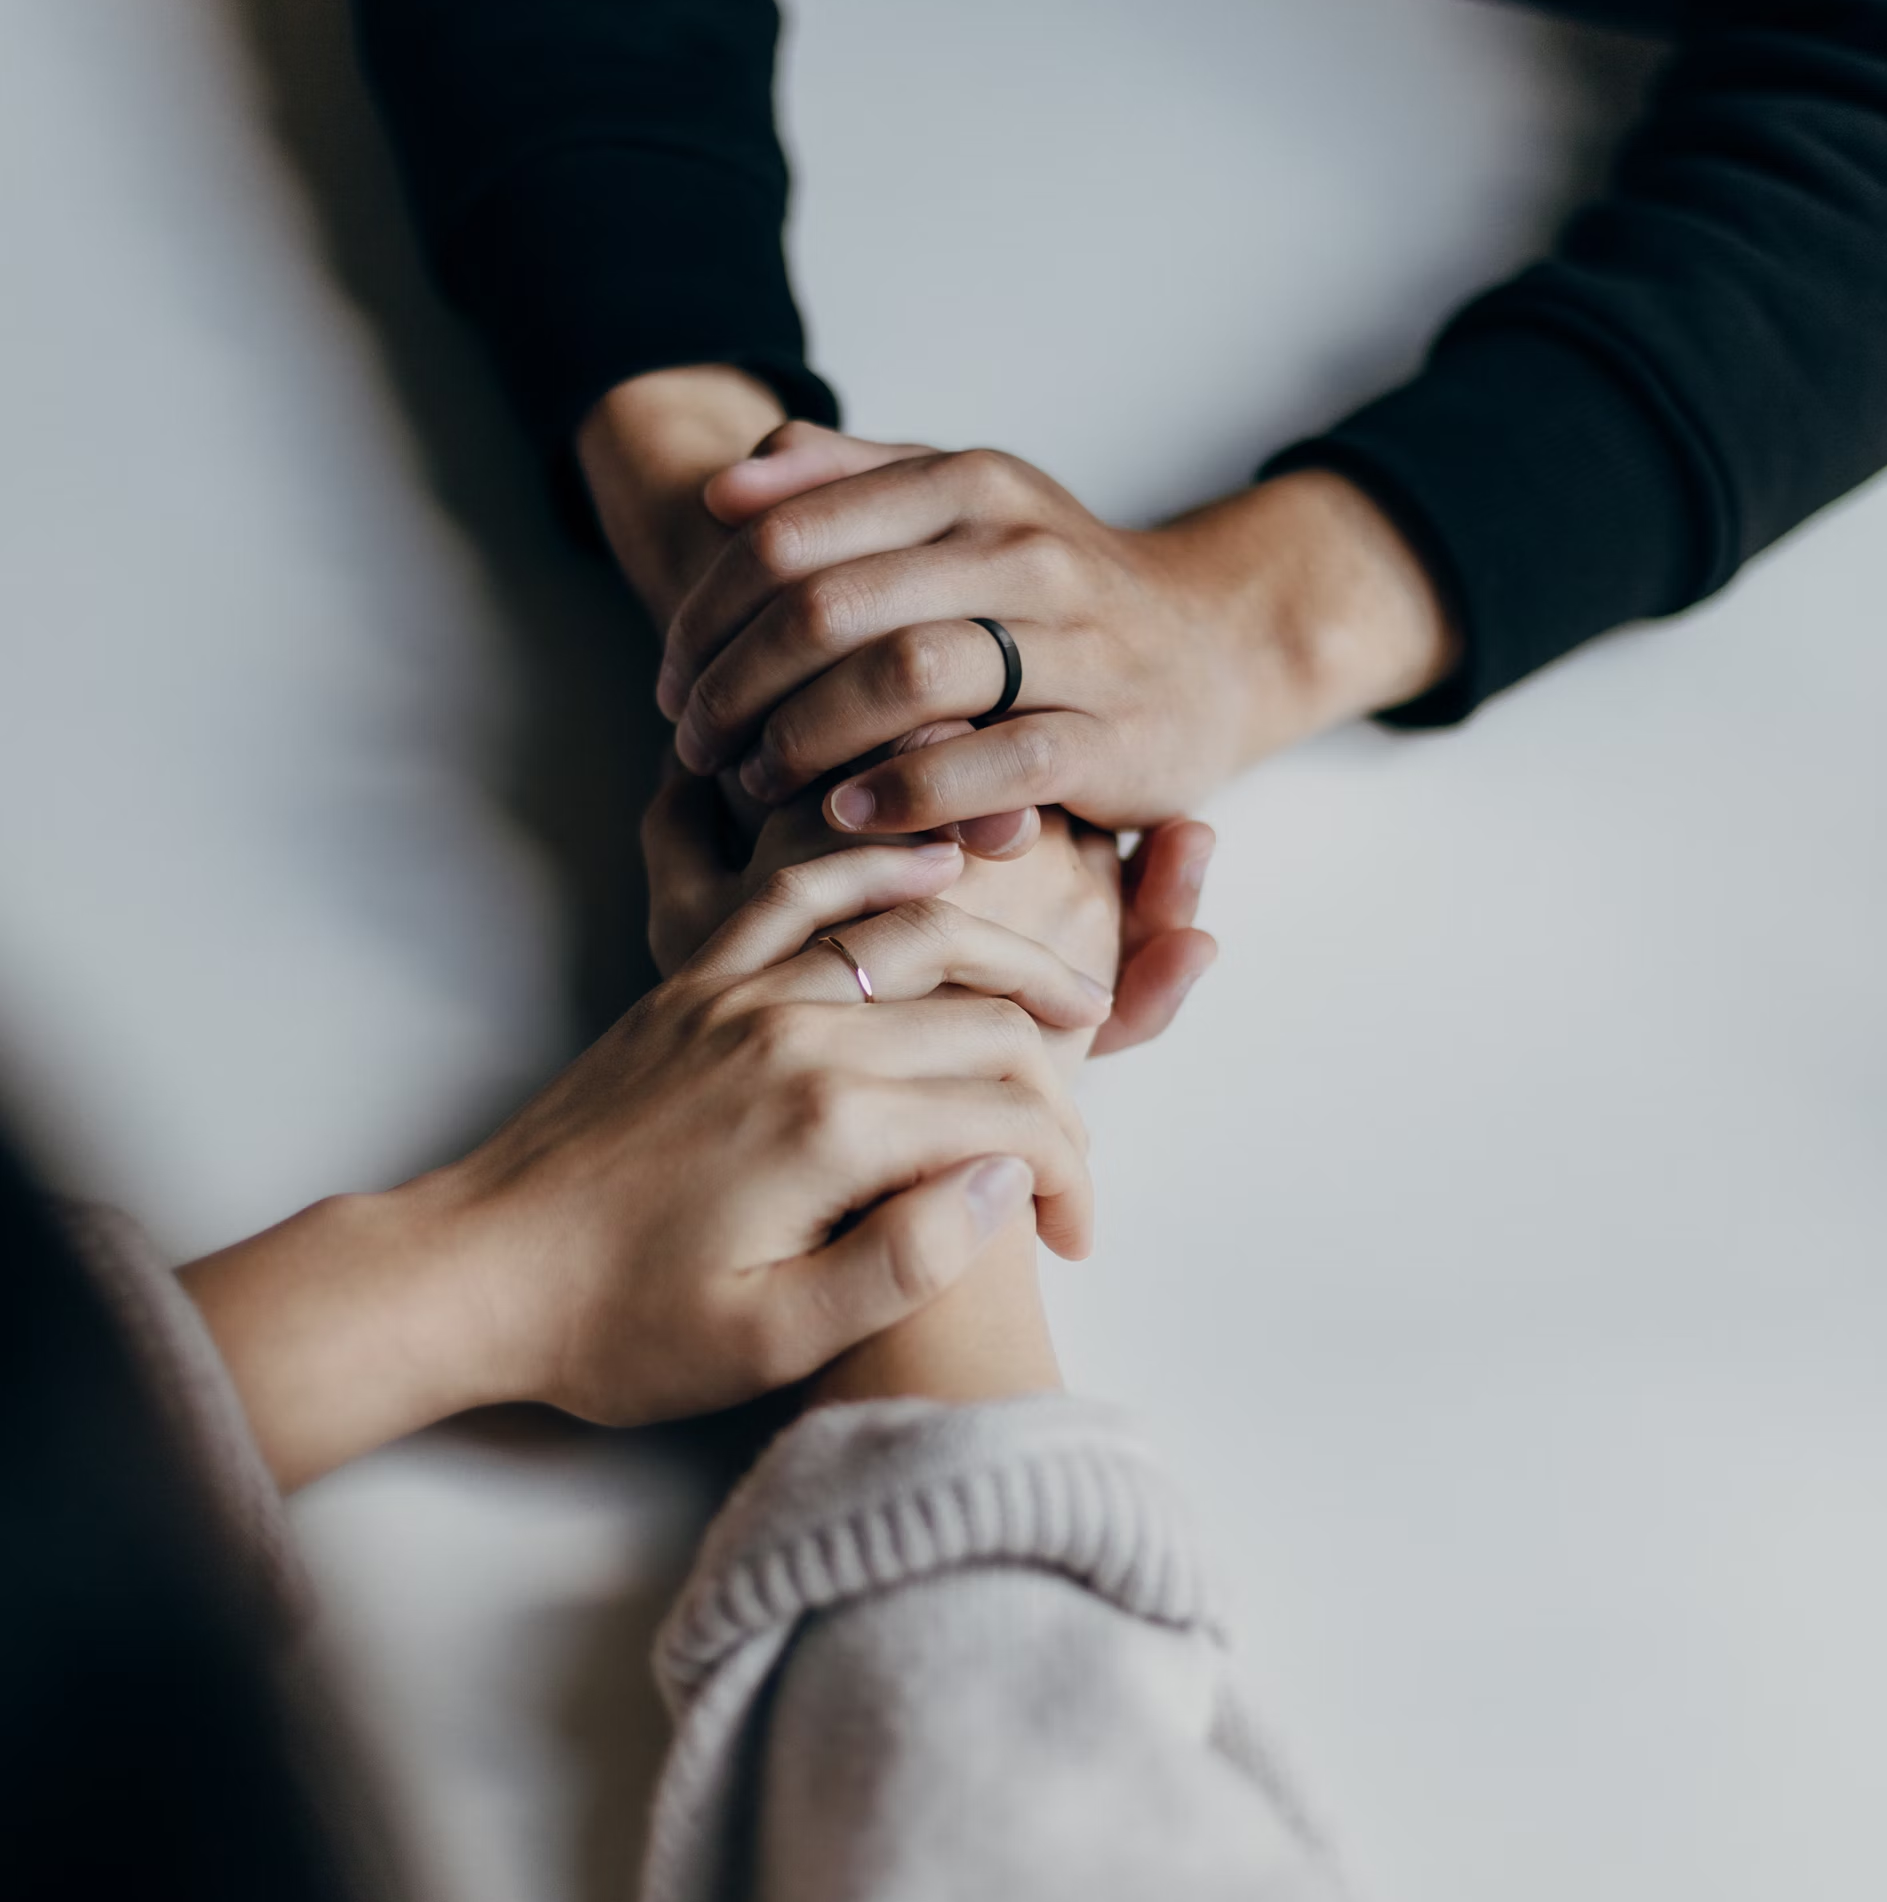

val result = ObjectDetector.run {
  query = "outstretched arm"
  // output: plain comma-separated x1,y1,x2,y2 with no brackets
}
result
1274,0,1887,725
658,5,1887,838
183,844,1106,1490
352,0,857,631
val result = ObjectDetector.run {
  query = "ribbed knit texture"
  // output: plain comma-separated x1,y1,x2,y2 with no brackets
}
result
659,1395,1223,1701
644,1395,1341,1902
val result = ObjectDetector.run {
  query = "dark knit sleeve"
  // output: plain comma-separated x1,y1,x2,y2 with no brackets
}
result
349,0,838,452
1269,1,1887,726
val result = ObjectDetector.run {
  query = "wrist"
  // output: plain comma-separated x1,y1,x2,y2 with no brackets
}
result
576,364,788,624
1162,468,1461,763
807,1214,1063,1409
181,1182,512,1492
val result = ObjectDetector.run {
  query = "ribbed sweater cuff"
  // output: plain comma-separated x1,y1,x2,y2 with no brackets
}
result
1266,321,1705,727
439,142,839,453
656,1394,1223,1712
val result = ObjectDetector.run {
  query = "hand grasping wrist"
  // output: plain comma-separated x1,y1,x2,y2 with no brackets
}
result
576,364,787,623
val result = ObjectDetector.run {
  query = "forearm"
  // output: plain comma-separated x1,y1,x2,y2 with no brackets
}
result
179,1182,509,1493
808,1214,1062,1408
1161,467,1460,763
1265,4,1887,724
352,0,833,455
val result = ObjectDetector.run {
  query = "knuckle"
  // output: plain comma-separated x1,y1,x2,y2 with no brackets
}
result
881,624,952,706
768,418,826,457
891,895,962,951
693,976,757,1039
982,995,1037,1052
687,664,738,738
880,1221,947,1309
789,1068,860,1152
764,705,821,778
1003,719,1060,794
742,1001,818,1069
792,572,860,651
955,446,1025,508
748,508,811,579
752,861,815,917
1009,524,1080,599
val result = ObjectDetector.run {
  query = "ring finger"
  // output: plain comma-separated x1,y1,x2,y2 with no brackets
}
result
736,617,1038,806
675,536,1050,773
760,896,1113,1028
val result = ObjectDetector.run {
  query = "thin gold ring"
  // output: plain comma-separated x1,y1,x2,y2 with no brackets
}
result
816,934,876,1003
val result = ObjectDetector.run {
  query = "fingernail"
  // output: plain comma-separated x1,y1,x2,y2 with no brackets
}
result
829,781,876,830
911,841,962,863
1077,973,1114,1009
1183,853,1212,892
966,1156,1032,1241
740,749,784,803
656,663,686,721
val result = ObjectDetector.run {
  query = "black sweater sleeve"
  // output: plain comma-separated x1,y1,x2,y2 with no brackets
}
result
1270,1,1887,726
349,0,837,452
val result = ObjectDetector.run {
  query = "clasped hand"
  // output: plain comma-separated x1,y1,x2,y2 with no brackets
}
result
660,423,1257,849
185,842,1106,1489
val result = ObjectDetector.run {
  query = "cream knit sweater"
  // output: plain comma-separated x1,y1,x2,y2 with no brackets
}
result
72,1206,1345,1902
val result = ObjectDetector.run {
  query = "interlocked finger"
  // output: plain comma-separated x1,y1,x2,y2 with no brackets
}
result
675,534,1049,773
822,710,1106,839
665,447,1019,712
799,1074,1093,1260
739,618,1027,805
753,994,1088,1157
759,897,1112,1029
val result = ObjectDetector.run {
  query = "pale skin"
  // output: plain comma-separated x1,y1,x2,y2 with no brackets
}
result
187,356,1456,1479
183,843,1112,1490
183,373,1189,1492
187,755,1135,1486
636,754,1134,1410
577,367,1223,1055
565,358,1451,1404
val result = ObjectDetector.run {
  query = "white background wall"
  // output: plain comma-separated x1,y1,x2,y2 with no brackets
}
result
3,4,1883,1900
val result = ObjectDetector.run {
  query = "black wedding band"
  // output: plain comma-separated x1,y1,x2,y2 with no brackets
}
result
970,617,1023,725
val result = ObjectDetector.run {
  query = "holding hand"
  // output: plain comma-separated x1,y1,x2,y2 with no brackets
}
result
184,843,1104,1489
659,422,1458,844
574,376,1223,1049
642,758,1217,1062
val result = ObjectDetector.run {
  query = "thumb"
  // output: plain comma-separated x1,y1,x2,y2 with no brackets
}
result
770,1155,1034,1367
703,420,932,526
